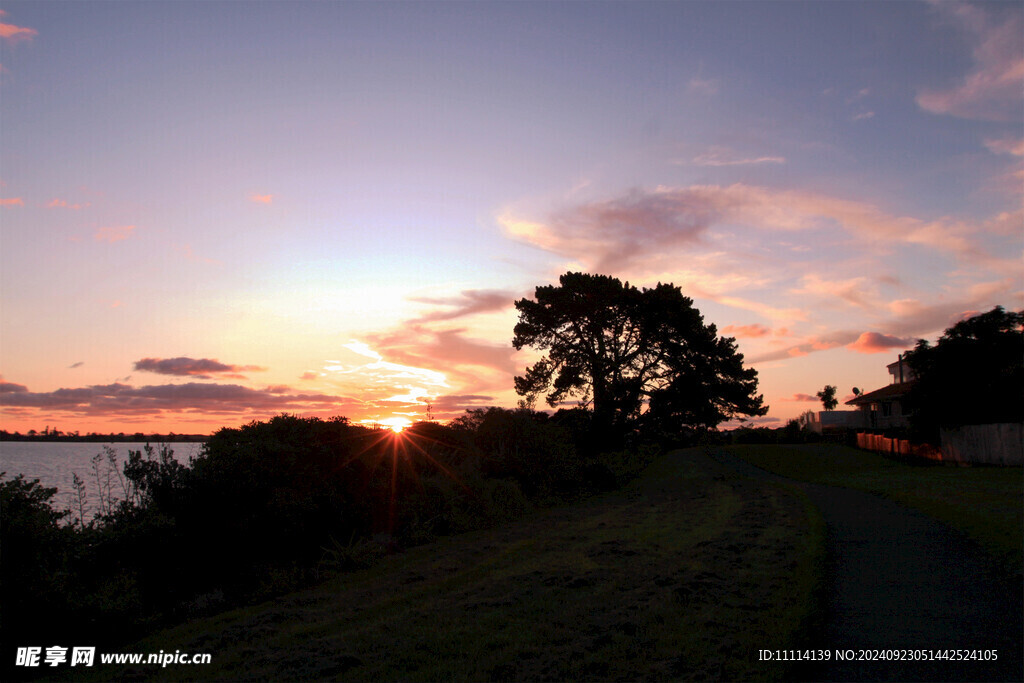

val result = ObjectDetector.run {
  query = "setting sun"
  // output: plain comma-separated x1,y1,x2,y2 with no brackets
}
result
380,417,413,433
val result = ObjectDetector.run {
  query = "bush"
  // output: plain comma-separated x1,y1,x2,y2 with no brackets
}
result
0,474,76,645
451,408,576,495
1,408,655,659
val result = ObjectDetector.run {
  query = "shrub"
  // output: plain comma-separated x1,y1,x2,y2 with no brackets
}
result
1,408,651,659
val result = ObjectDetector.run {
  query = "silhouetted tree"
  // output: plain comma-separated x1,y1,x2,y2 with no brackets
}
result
513,272,766,446
816,385,838,411
905,306,1024,441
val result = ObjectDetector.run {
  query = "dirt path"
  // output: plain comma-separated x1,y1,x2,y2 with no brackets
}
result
708,449,1023,682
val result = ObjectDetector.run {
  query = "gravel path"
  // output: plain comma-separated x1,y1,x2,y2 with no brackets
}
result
708,449,1023,682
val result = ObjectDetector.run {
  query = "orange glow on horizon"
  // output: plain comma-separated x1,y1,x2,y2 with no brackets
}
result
379,417,413,433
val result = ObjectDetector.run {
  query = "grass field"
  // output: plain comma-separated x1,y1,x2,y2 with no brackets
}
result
80,449,823,682
724,443,1024,577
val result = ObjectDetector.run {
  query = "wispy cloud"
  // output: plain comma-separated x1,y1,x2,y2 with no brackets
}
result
749,333,854,364
94,225,136,243
407,289,515,323
688,77,719,95
133,357,267,380
983,137,1024,156
365,326,517,377
324,340,451,407
1,197,24,207
794,274,879,310
916,2,1024,122
47,198,91,210
749,281,1022,364
690,147,786,167
501,183,1001,278
0,11,38,44
181,244,222,265
249,193,274,204
720,324,773,338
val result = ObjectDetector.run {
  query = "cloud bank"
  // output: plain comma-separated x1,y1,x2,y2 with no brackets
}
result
133,357,268,380
0,381,361,417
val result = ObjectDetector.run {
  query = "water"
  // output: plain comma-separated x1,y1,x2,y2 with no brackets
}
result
0,441,202,520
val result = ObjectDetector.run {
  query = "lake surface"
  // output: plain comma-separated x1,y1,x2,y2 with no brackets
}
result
0,441,202,520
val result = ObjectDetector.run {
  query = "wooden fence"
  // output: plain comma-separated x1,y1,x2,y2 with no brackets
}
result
938,423,1024,465
856,423,1023,465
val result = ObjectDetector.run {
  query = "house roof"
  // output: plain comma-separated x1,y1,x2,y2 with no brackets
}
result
846,380,915,406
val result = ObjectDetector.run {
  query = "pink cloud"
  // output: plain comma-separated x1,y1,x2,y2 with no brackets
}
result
249,194,274,204
751,326,920,364
503,182,1011,293
783,394,819,402
503,185,950,274
366,325,516,377
794,274,879,309
134,357,267,379
984,137,1024,157
1,197,24,207
916,3,1024,122
94,225,136,243
750,332,858,363
408,289,515,323
721,324,772,338
846,332,915,354
299,372,319,381
0,15,37,43
881,280,1023,338
47,198,90,210
502,187,726,273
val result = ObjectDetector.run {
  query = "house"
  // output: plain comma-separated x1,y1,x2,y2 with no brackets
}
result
845,353,914,430
797,409,865,433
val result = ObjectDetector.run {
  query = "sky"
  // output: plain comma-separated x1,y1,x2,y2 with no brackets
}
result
1,0,1021,435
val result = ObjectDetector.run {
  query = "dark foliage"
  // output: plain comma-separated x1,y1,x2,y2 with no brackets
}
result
0,476,75,642
2,408,641,664
513,272,766,448
816,385,838,411
905,307,1024,442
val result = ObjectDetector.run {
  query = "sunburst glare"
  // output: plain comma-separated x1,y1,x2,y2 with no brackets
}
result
380,417,413,433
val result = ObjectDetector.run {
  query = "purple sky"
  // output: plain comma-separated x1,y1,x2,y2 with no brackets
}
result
1,1,1021,433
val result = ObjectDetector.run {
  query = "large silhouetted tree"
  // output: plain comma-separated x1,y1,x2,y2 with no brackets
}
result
512,272,766,445
905,306,1024,441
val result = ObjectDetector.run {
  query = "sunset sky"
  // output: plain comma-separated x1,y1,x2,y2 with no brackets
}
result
1,1,1021,435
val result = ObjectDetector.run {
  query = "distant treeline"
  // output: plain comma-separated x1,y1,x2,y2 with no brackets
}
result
0,430,209,442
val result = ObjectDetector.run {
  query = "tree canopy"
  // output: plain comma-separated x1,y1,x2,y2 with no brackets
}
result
512,272,766,443
816,385,838,411
905,306,1024,440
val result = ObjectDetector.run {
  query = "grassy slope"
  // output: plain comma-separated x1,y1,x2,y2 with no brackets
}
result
83,449,823,682
724,444,1023,576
